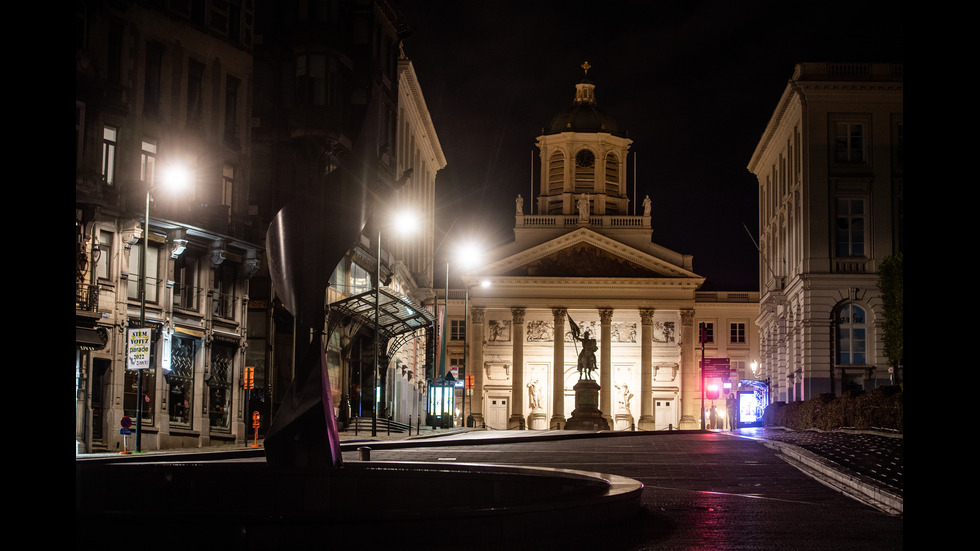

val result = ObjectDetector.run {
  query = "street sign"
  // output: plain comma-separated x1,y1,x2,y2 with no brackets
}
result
120,416,132,429
702,358,731,378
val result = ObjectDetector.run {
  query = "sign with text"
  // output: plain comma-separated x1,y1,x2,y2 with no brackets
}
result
127,328,152,370
702,358,731,378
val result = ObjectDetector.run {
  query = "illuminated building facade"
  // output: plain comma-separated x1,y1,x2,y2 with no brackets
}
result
75,0,260,453
455,69,759,431
747,62,903,402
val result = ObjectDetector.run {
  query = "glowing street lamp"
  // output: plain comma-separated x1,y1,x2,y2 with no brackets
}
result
454,241,485,428
372,207,420,436
134,162,191,452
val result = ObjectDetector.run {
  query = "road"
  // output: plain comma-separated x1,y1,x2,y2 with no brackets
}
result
341,431,903,550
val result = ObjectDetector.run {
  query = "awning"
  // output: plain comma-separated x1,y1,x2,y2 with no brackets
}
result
76,326,107,351
327,288,434,343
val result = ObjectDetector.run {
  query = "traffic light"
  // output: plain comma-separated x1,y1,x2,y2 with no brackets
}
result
705,378,721,400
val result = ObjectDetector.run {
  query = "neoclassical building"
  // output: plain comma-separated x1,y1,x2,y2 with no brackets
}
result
456,69,758,431
747,62,903,402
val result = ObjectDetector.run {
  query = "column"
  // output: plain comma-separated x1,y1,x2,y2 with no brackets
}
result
599,308,614,427
638,308,655,430
551,307,567,429
509,307,526,429
469,307,486,427
679,309,700,429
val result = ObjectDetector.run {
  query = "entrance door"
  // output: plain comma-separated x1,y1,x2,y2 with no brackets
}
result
91,359,110,443
486,397,508,430
654,399,676,430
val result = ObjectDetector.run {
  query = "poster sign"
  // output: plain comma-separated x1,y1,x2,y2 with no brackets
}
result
127,327,152,370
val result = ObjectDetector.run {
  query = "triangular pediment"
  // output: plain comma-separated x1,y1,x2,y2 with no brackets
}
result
483,228,699,280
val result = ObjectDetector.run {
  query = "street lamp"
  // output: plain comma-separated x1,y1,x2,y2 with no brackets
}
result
134,163,190,452
372,207,420,436
454,241,484,428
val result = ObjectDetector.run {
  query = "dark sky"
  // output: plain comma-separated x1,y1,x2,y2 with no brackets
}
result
396,1,903,291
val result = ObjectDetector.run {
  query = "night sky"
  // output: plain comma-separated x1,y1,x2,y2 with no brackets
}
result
396,1,904,291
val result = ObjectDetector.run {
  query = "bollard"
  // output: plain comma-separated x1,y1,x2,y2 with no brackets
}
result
358,446,372,461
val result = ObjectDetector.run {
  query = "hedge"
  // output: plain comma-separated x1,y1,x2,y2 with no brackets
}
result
762,385,903,433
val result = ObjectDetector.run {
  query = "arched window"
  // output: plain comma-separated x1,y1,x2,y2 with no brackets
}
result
836,304,867,364
574,148,595,192
548,151,564,194
604,152,620,195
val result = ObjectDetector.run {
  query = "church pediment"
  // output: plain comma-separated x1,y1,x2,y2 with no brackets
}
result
485,228,699,280
503,242,655,277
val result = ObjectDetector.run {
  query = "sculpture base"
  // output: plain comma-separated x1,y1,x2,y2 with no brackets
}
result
564,380,610,431
614,412,634,431
528,410,548,430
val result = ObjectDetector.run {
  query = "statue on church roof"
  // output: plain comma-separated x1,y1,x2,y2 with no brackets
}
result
516,194,524,215
643,195,652,216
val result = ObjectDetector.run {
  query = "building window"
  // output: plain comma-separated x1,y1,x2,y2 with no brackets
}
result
451,319,466,341
168,335,196,429
212,261,239,320
209,341,235,431
730,322,746,344
837,304,867,365
221,164,235,221
173,253,200,311
96,230,113,280
548,151,564,195
834,120,866,163
102,125,118,186
144,42,163,117
350,262,371,295
836,198,866,257
141,139,157,186
128,242,160,303
224,75,240,142
699,322,714,344
186,59,205,128
604,152,620,196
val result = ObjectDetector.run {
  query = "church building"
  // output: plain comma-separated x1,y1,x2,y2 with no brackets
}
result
457,65,759,431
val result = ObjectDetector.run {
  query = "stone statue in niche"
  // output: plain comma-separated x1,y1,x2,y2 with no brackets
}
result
527,380,543,410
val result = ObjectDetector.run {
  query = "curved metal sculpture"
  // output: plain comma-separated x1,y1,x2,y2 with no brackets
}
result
263,91,401,470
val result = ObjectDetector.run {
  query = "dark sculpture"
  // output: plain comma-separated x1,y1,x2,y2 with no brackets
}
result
263,91,405,470
568,316,597,381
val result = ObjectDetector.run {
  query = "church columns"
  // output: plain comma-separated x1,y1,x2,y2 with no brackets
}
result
551,307,567,428
599,308,614,427
679,309,700,429
509,307,527,429
469,306,486,427
638,308,655,430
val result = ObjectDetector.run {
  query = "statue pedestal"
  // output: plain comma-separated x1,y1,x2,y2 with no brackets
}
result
614,412,634,431
563,380,610,431
528,410,547,430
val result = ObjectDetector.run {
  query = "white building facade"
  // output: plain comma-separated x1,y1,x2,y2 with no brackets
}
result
747,62,903,402
456,71,758,431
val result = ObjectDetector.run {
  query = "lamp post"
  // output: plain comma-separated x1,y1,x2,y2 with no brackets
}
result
372,208,420,437
453,242,484,429
134,164,190,452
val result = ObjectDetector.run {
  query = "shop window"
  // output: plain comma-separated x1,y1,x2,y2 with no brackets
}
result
168,336,196,429
209,341,235,431
124,340,156,425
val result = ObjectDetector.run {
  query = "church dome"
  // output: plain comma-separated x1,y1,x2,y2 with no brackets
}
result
545,78,621,135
